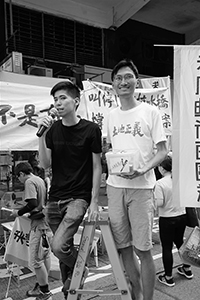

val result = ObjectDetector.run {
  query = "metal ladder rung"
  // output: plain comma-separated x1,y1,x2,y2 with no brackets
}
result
71,289,127,296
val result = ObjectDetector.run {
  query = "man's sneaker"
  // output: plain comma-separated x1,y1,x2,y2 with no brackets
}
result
62,273,72,298
26,282,42,297
35,291,52,300
158,274,175,287
177,266,193,279
80,266,89,288
126,278,134,299
62,267,89,299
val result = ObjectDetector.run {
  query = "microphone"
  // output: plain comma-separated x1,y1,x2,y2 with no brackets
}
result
36,107,58,137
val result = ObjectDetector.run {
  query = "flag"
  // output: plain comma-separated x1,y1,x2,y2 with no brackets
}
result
173,45,200,207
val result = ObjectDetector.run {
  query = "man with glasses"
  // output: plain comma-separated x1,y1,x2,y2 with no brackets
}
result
106,58,167,300
12,162,52,300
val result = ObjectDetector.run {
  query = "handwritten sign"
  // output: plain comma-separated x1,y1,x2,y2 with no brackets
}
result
0,71,171,150
82,79,171,137
4,216,31,268
140,76,172,135
0,71,67,150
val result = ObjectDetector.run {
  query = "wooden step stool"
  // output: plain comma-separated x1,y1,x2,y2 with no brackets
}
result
67,218,132,300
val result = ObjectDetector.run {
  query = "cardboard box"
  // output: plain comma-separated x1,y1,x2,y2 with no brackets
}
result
105,151,134,175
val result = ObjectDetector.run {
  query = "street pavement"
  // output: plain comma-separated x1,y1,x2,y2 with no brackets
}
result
0,188,200,300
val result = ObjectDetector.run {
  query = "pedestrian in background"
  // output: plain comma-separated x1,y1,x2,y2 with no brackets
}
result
154,155,193,287
12,162,52,300
28,151,45,179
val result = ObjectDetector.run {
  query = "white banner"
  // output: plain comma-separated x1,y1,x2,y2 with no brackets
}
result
140,76,172,135
82,79,171,137
173,45,200,207
0,71,171,150
0,71,80,151
81,81,119,137
0,71,66,151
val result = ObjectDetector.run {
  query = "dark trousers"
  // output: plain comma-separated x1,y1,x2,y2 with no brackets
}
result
159,214,189,276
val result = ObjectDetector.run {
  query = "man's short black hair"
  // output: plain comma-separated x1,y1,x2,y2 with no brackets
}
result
50,81,80,99
15,162,33,176
111,58,139,81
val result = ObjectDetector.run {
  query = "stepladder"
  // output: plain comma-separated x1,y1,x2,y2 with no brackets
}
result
67,218,133,300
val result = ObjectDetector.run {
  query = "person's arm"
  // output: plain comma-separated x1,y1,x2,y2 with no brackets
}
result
38,115,54,169
38,134,52,169
87,152,102,222
105,142,112,152
154,184,164,207
11,198,38,217
139,140,168,174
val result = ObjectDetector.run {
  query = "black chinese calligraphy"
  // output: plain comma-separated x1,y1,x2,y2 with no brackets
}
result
120,159,128,172
196,76,200,94
195,99,200,117
162,113,171,129
195,60,200,201
14,229,29,246
197,184,200,202
113,122,144,137
0,104,16,125
196,163,200,182
0,103,56,126
40,104,54,115
92,112,104,130
18,104,38,127
152,81,159,89
88,89,118,108
136,93,168,109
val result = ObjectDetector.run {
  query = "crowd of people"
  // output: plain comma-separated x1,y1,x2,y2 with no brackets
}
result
11,58,199,300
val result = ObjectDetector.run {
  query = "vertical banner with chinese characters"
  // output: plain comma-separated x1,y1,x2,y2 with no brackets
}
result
4,216,31,268
82,80,171,137
173,45,200,208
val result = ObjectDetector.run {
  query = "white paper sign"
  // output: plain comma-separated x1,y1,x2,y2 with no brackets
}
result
82,80,171,137
4,216,31,268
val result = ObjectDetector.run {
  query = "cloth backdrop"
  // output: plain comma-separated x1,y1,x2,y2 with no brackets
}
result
0,71,171,150
173,45,200,208
82,79,171,137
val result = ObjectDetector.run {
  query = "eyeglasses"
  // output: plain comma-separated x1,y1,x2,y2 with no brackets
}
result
16,172,21,178
114,74,135,83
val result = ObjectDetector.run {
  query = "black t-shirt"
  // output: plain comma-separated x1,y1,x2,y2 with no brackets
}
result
46,118,102,203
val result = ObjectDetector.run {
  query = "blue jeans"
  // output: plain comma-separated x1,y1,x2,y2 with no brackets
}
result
46,198,88,283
